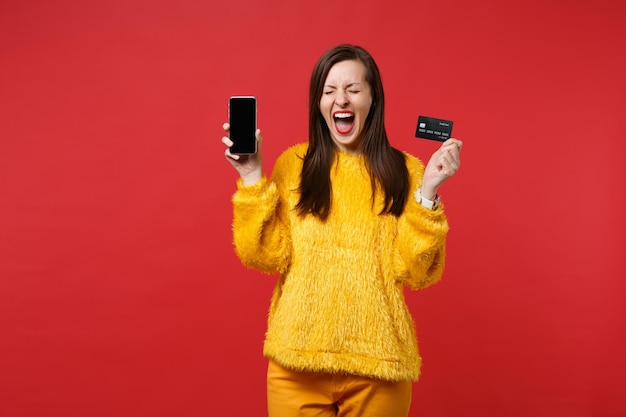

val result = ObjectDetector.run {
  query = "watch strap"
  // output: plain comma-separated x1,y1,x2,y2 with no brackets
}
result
416,188,440,210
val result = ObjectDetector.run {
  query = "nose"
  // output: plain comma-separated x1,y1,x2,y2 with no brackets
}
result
335,90,349,107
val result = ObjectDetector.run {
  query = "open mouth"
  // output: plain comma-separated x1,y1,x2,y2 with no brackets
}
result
333,111,355,134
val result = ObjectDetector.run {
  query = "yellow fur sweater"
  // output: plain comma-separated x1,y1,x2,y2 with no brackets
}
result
232,143,449,382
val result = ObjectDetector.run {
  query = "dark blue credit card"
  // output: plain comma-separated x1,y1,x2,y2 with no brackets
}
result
415,115,454,142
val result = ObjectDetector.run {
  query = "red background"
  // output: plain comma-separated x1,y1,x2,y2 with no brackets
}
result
1,1,625,416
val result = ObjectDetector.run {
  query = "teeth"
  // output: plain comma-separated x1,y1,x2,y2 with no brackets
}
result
334,113,353,119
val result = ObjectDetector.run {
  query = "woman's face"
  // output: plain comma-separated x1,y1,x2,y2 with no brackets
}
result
319,60,373,155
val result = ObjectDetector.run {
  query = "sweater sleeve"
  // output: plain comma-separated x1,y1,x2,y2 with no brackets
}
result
393,155,450,289
231,152,295,275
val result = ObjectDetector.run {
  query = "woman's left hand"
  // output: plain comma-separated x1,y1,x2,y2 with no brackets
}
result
421,138,463,199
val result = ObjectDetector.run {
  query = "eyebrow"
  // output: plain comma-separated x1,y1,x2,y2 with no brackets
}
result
324,82,363,89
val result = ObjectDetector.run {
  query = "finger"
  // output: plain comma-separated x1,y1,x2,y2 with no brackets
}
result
437,153,449,169
436,146,457,165
256,129,263,144
446,138,463,152
441,141,460,154
222,136,234,147
224,147,240,161
223,122,230,132
444,156,460,174
445,146,460,161
438,152,459,172
444,146,456,156
440,141,462,167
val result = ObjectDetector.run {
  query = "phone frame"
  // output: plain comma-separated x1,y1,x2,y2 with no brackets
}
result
228,96,257,155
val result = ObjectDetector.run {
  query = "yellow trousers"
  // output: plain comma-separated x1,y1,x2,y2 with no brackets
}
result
267,360,412,417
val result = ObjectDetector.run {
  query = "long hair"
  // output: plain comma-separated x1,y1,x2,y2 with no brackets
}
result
296,44,409,220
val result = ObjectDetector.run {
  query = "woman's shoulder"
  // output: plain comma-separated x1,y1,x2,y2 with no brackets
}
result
399,149,425,175
280,142,308,159
272,142,308,178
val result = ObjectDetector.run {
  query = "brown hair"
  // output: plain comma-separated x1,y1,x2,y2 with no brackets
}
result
296,44,409,220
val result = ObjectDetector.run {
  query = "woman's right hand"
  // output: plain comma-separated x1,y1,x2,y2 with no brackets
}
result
222,122,263,186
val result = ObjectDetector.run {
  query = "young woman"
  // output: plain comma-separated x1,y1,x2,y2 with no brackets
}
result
222,44,462,417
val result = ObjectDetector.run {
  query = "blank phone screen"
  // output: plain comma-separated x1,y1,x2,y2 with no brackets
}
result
229,96,257,154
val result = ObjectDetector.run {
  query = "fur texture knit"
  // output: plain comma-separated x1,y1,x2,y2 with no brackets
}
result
232,143,449,382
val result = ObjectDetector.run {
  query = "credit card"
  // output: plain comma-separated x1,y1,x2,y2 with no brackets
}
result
415,115,454,142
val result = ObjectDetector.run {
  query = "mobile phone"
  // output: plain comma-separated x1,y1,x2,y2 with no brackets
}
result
228,96,257,154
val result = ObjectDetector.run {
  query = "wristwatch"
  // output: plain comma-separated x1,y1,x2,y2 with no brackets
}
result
416,188,440,210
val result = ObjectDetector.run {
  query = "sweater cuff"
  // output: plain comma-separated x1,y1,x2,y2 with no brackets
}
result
235,175,268,193
232,176,278,207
